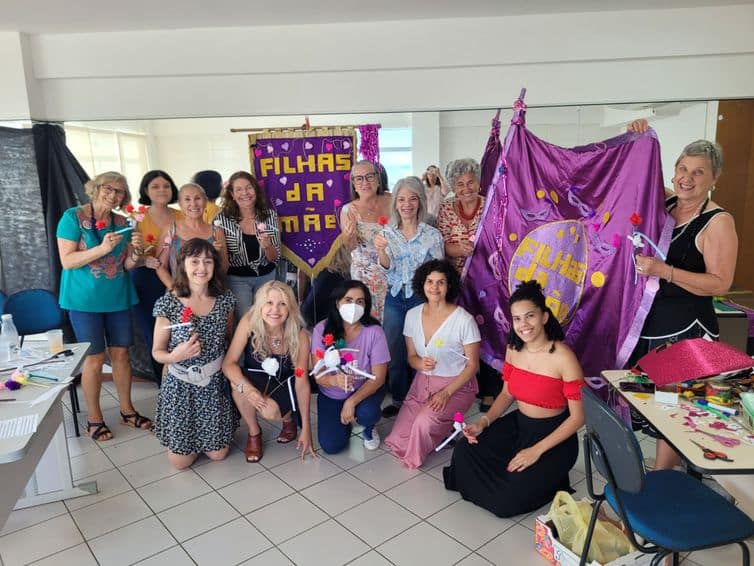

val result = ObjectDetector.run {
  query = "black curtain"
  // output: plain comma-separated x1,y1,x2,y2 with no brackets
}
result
32,123,89,295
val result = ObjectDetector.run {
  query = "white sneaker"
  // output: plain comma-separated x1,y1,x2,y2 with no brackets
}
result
363,428,380,451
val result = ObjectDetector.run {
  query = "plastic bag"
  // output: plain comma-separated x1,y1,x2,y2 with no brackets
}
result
549,491,634,563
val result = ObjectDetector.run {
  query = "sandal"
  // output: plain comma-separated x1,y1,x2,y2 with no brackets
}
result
245,432,263,462
87,421,113,442
277,418,297,444
120,411,153,430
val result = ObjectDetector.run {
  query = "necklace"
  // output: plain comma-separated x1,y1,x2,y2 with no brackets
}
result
269,334,283,349
457,198,480,221
525,341,552,354
670,197,708,244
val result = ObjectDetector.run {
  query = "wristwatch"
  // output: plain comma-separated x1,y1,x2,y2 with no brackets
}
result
236,381,245,393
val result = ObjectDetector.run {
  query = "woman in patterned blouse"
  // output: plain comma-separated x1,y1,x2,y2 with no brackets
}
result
374,176,444,417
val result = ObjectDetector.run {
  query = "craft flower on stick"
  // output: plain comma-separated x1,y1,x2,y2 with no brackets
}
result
435,412,466,451
311,334,376,391
627,211,667,284
378,215,388,228
164,306,194,332
94,220,107,230
144,234,156,254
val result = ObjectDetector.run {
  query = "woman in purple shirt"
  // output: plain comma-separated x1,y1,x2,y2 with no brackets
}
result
311,280,390,453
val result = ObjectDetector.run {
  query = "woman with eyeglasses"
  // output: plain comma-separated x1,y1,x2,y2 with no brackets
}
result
214,171,281,323
57,171,150,441
152,238,238,469
312,280,389,454
340,160,392,321
155,183,229,290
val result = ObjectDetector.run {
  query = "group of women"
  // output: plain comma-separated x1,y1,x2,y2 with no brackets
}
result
55,121,738,518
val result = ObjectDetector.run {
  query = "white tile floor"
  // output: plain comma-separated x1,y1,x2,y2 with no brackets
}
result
0,380,750,566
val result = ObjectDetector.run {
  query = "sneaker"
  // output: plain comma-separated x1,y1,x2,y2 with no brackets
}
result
381,404,400,418
363,428,380,451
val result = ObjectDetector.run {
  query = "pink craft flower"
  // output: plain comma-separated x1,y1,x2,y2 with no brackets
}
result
333,199,342,207
343,352,354,363
453,412,464,423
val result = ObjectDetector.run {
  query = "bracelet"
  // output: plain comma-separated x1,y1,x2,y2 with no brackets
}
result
480,415,490,428
667,265,674,284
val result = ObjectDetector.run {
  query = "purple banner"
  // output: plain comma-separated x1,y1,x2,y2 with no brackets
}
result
460,103,672,376
250,133,355,277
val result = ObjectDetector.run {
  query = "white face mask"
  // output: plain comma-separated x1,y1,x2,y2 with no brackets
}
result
339,302,365,324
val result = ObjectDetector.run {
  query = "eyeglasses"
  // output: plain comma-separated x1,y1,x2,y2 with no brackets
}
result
352,173,377,184
100,185,127,197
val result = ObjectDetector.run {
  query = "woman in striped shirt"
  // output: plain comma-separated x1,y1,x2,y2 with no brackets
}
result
214,171,281,321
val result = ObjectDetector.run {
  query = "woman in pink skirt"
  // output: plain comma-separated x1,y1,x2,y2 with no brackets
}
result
385,259,480,468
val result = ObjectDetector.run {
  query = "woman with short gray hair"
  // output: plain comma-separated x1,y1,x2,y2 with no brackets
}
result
627,119,738,471
437,158,485,273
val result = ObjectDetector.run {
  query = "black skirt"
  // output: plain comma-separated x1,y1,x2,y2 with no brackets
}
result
444,410,577,518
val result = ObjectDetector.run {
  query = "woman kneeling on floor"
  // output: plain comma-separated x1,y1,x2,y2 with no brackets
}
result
384,258,481,468
223,281,315,463
443,280,585,517
152,238,238,469
312,280,389,454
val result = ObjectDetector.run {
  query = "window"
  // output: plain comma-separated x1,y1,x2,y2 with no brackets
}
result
64,125,150,196
355,127,412,190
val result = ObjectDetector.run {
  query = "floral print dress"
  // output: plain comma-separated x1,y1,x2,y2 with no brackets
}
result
346,204,388,321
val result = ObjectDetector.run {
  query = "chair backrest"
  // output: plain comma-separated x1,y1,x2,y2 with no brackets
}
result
4,289,64,336
582,387,646,494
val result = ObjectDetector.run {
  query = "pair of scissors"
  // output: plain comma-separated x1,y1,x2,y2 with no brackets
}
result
689,440,734,462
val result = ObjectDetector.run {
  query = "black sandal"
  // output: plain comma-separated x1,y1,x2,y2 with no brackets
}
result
87,421,113,442
120,411,153,430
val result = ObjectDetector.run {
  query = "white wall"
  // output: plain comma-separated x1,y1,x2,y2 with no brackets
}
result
2,4,752,121
0,33,32,120
438,101,718,186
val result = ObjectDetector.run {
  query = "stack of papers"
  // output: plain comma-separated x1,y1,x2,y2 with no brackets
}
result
0,414,38,439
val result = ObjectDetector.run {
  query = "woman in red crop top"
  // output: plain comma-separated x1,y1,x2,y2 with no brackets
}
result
443,280,585,518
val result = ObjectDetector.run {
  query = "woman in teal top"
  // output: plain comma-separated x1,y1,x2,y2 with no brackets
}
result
57,171,152,442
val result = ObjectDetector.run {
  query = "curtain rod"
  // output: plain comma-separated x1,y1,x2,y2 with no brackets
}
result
230,123,381,133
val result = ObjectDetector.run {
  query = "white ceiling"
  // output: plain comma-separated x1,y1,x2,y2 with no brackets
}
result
2,0,751,33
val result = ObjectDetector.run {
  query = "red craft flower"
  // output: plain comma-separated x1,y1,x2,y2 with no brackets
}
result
315,348,324,359
323,333,335,346
95,220,107,230
180,307,193,323
145,234,155,243
294,368,305,378
138,205,147,213
125,204,134,213
378,215,388,226
629,212,642,227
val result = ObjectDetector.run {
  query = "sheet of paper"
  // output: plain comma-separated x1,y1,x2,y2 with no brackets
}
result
0,414,38,439
29,385,66,407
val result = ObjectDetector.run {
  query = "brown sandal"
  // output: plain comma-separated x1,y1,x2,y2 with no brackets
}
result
277,418,297,444
87,421,113,442
120,411,153,430
245,432,263,462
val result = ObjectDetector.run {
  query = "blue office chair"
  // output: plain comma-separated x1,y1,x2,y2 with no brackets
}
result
4,289,81,436
580,387,753,566
4,289,65,347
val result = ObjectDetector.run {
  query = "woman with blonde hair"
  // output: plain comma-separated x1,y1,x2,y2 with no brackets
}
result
56,171,149,441
223,281,315,462
156,183,228,289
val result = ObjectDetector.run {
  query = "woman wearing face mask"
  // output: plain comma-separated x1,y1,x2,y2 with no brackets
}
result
311,280,389,453
156,183,228,289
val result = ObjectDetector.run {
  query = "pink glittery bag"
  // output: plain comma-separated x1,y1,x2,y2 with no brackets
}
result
637,338,754,386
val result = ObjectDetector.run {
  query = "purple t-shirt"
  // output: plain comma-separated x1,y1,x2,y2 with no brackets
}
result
311,321,390,400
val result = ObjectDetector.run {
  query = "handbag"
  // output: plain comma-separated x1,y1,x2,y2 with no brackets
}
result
636,338,753,386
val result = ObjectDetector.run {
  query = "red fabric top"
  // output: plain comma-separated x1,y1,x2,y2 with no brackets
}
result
502,362,583,409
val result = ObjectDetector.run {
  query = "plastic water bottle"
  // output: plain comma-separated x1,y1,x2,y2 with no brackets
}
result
0,313,20,362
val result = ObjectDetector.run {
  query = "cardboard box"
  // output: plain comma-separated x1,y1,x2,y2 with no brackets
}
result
535,515,652,566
